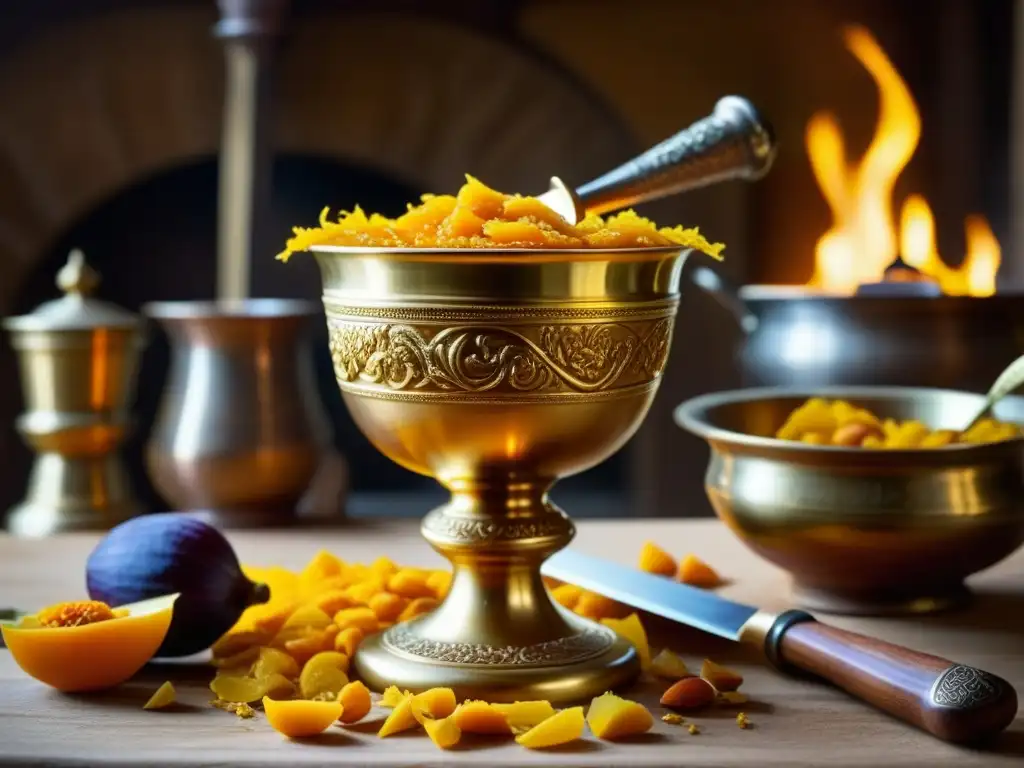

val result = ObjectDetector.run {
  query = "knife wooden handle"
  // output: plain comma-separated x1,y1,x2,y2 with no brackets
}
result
768,612,1018,745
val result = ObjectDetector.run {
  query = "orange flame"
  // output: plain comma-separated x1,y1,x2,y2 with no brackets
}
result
805,25,999,296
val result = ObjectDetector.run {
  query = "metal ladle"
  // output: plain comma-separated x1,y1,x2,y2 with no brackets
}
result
960,352,1024,433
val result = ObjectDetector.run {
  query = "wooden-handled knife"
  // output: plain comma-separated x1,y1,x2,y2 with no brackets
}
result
543,549,1018,745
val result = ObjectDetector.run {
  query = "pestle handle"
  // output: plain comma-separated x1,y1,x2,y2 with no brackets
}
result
575,95,777,215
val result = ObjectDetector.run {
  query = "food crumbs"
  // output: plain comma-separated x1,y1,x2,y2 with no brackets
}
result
212,698,256,719
687,723,700,735
737,712,752,729
143,681,176,710
661,713,684,725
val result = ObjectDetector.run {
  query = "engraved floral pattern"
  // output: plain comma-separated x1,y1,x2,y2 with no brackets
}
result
423,511,574,543
382,625,615,666
327,315,672,396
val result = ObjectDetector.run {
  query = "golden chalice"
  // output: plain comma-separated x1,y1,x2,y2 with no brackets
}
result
301,96,776,702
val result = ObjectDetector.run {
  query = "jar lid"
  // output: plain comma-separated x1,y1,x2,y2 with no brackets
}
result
2,250,143,332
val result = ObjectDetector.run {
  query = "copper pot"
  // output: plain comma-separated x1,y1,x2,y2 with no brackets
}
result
144,299,336,527
689,264,1024,392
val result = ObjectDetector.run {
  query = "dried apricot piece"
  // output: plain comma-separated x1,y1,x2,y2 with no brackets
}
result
426,571,452,598
586,691,653,740
575,591,618,620
368,592,408,623
422,715,461,749
492,701,556,730
650,648,690,679
381,685,412,708
388,569,435,599
337,680,373,723
342,579,383,606
411,687,457,721
600,613,651,671
263,696,342,739
398,597,439,622
515,706,585,749
678,554,722,588
378,693,419,737
312,591,356,616
334,627,364,657
298,651,350,700
333,607,380,634
283,626,339,665
143,681,176,710
253,646,300,681
451,700,511,734
638,542,677,578
211,645,261,671
211,671,294,703
281,605,333,631
251,603,298,636
549,583,583,611
701,659,743,692
369,556,399,579
211,629,272,659
300,550,345,583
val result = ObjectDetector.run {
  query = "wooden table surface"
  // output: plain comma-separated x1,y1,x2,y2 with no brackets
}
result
1,519,1022,767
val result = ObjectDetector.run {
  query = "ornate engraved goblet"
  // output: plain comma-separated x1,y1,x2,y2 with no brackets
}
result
313,245,688,702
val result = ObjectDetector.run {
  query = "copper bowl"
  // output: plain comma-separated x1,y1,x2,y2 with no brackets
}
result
674,386,1024,615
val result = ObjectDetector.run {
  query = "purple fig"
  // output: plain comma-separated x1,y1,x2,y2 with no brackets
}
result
85,512,270,657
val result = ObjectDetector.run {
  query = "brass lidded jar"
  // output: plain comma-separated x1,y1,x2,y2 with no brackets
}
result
2,250,148,537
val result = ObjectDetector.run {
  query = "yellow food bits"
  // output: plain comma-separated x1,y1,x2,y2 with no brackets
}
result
298,651,349,700
277,175,725,259
378,693,419,737
638,541,677,577
411,687,457,721
586,691,654,740
452,700,512,734
398,597,439,622
332,607,379,634
422,715,462,749
334,627,364,657
549,583,583,610
650,648,690,680
263,697,342,739
337,680,373,724
368,592,408,623
575,591,619,621
601,613,651,671
678,554,722,588
492,701,556,730
515,706,586,749
143,681,176,710
776,398,1023,448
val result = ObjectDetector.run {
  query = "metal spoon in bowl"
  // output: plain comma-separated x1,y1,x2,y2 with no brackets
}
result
960,352,1024,434
536,95,777,225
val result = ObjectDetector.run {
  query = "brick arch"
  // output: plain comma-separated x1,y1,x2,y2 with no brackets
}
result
0,6,635,311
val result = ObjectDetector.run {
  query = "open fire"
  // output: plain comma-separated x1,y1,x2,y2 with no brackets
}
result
804,25,1000,297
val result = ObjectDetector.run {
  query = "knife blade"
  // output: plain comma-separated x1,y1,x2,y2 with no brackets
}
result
543,549,1018,746
545,548,759,641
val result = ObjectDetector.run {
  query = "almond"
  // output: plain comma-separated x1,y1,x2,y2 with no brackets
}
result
700,659,743,692
659,675,715,710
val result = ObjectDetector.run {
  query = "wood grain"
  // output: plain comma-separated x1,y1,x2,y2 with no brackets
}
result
778,620,1018,745
0,519,1022,766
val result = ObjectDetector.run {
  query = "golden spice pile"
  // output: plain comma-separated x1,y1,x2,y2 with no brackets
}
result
5,541,746,749
276,175,725,258
190,543,741,747
776,397,1022,448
